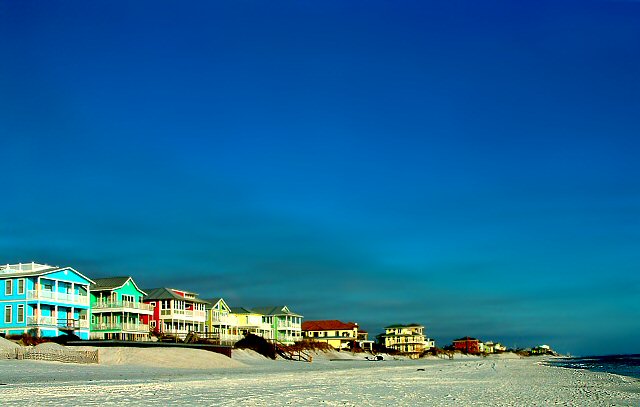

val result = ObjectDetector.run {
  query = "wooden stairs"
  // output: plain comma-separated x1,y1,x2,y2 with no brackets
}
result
270,340,312,362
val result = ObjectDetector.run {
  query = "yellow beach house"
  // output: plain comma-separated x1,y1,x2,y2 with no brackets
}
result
383,323,433,358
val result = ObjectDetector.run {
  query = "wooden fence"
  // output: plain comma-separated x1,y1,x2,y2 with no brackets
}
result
1,348,99,364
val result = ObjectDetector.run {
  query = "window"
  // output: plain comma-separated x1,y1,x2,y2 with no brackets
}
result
4,305,11,323
5,280,12,296
17,305,24,323
17,279,25,295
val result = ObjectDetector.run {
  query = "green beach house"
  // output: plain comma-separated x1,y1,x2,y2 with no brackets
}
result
90,276,153,341
251,305,303,345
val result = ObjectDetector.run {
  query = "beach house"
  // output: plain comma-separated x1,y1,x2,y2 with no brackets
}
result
357,328,374,351
142,287,208,340
301,320,360,350
230,307,273,340
452,336,481,354
0,262,93,339
252,305,303,345
383,323,431,358
90,276,153,341
204,298,242,345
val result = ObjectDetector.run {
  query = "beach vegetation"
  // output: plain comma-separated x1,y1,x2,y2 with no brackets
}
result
234,333,277,359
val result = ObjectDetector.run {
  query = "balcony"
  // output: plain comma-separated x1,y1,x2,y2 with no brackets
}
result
91,300,154,313
209,314,235,324
26,316,89,329
277,322,301,330
27,290,89,306
91,322,149,332
159,309,207,320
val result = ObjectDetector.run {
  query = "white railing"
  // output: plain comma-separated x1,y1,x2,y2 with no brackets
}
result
278,321,301,329
210,314,236,325
91,300,154,312
59,319,89,329
27,316,56,326
26,316,89,329
27,290,89,305
159,309,206,320
91,322,149,332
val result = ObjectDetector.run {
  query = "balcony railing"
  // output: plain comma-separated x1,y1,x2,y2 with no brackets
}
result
91,300,154,312
27,290,89,305
159,309,207,319
277,321,301,329
27,316,56,326
26,316,89,329
209,314,235,324
276,335,300,344
91,322,149,332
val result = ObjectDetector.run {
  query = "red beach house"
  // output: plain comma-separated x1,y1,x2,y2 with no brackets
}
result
452,336,481,354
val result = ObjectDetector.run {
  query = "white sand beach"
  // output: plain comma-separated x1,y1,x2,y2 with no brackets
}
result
1,345,639,406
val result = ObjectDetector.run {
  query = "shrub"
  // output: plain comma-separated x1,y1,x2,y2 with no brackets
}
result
234,333,276,359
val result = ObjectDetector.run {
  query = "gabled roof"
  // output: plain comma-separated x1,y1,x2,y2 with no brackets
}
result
0,263,95,284
251,305,302,317
91,276,146,295
204,297,222,309
302,320,357,331
142,287,210,304
204,297,231,312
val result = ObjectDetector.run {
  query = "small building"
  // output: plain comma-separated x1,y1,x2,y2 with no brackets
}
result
452,336,481,354
531,344,556,355
357,328,374,351
383,323,431,358
480,340,506,354
142,287,208,340
90,276,153,341
483,340,495,353
302,320,359,350
0,262,93,339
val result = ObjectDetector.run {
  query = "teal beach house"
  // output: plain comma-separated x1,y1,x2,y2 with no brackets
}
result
0,262,94,339
90,276,153,341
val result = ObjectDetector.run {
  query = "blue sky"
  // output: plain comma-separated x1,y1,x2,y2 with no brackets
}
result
1,0,639,355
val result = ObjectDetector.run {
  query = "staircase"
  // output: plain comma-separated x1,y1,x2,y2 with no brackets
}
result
270,340,312,362
184,331,199,344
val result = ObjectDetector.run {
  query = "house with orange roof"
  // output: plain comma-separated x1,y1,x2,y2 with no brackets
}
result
302,320,372,350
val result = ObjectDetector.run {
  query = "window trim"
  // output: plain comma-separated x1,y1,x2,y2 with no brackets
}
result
5,280,12,296
17,305,24,323
4,305,12,324
17,279,25,295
